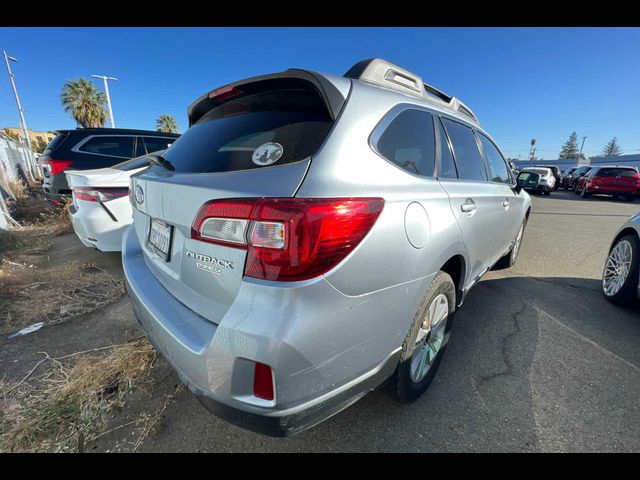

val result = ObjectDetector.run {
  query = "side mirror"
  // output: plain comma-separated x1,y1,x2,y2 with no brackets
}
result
512,173,524,193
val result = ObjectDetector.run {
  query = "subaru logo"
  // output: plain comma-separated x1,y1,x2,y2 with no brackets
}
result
135,185,144,205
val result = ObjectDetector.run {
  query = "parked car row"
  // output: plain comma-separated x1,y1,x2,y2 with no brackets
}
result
515,164,640,202
572,166,639,201
44,59,534,436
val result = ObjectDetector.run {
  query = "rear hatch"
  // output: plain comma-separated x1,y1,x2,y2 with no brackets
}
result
594,168,639,191
129,73,349,324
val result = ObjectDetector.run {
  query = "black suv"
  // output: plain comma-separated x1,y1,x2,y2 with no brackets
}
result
39,128,180,202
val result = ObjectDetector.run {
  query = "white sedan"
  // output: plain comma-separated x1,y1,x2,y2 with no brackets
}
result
65,156,151,252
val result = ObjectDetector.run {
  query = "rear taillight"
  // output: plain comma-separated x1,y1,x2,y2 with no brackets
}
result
47,160,73,176
253,362,274,401
73,187,129,203
191,197,385,282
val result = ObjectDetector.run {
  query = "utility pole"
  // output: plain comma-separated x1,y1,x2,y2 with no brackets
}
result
579,136,587,155
528,138,537,163
91,74,118,128
3,50,38,181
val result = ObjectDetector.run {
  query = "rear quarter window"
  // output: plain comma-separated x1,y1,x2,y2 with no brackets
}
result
43,132,69,154
374,109,436,177
161,89,332,174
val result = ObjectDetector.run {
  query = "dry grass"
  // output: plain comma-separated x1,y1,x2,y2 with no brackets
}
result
0,260,124,335
0,338,156,453
0,189,117,334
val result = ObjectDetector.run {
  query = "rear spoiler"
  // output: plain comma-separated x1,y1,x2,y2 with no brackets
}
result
187,70,348,127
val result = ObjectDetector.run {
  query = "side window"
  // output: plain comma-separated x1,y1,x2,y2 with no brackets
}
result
375,109,435,177
478,133,511,184
78,136,134,158
441,118,487,181
143,137,175,154
436,117,457,179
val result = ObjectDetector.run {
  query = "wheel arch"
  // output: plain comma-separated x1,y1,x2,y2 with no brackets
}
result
439,254,466,306
610,227,640,252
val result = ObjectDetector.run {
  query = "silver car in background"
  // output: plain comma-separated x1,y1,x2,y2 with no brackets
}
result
517,167,556,195
122,58,532,436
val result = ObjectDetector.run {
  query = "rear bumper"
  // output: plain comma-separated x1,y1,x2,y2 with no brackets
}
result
585,186,638,196
122,227,411,436
68,199,131,252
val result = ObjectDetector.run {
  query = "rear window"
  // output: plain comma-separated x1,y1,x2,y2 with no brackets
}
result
43,132,68,154
596,168,637,177
517,171,540,185
161,89,332,173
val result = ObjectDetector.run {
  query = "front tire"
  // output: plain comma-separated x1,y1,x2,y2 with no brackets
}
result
581,187,590,198
602,234,640,306
391,271,455,403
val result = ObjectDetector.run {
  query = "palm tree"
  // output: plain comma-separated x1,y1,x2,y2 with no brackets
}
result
61,78,107,128
156,114,179,133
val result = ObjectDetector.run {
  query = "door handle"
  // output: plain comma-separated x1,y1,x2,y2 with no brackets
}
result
461,199,477,213
502,199,510,208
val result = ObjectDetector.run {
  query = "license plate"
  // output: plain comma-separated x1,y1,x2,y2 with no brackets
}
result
147,218,173,261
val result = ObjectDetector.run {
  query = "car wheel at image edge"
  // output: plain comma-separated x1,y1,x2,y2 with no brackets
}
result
390,270,456,403
602,234,640,306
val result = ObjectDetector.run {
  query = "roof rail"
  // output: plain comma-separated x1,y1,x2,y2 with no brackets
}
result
344,58,479,124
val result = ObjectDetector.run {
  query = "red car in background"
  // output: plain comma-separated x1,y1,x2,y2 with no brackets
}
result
575,166,640,201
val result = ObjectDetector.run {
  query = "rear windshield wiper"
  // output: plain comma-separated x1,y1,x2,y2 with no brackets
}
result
146,154,175,172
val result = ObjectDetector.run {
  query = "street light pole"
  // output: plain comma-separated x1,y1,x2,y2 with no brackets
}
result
580,136,587,155
91,74,118,128
3,50,38,181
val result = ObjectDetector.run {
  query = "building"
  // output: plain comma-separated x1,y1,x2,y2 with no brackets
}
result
1,128,56,148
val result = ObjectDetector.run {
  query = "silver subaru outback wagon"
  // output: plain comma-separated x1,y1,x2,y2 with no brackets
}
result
122,58,531,436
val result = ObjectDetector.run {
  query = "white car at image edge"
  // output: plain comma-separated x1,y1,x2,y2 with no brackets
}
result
65,156,154,252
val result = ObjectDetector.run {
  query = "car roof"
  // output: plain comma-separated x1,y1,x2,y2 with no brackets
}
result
55,128,180,137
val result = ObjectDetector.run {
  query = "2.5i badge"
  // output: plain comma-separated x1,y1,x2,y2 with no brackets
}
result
252,142,283,166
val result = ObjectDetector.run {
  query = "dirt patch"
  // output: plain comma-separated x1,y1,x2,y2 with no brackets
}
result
0,189,123,335
0,337,156,452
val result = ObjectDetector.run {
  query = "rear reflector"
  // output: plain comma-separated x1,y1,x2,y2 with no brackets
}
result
192,197,385,281
48,160,73,176
253,362,274,401
73,187,129,203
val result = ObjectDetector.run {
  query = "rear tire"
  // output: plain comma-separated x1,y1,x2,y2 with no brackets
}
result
391,271,455,403
602,234,640,307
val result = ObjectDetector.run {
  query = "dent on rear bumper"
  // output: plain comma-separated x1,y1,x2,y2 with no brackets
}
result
122,226,424,435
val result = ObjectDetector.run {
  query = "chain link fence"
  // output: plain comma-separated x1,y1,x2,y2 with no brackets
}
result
0,134,38,231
